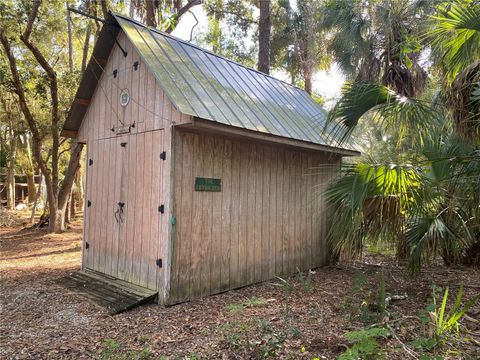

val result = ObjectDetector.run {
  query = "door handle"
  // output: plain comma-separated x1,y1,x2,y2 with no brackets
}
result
118,202,125,223
115,202,125,223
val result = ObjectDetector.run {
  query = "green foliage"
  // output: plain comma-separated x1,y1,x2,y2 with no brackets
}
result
340,272,377,324
219,321,249,348
98,339,152,360
327,81,442,145
338,327,390,360
275,276,293,323
297,269,313,293
430,285,480,338
224,296,269,314
326,161,420,259
197,0,257,68
428,0,480,82
411,337,439,352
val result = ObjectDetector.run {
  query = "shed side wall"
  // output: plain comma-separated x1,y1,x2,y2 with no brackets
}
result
169,129,341,304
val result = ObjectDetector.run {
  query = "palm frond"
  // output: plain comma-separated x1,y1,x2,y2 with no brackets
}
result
325,81,442,145
428,0,480,80
326,162,421,259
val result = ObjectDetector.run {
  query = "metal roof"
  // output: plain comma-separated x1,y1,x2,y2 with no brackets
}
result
63,13,358,154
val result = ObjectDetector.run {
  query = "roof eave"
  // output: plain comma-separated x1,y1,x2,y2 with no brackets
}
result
61,12,120,138
183,118,360,157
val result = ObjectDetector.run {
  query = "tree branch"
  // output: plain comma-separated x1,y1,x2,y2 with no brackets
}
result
20,0,60,197
164,0,203,34
0,29,53,205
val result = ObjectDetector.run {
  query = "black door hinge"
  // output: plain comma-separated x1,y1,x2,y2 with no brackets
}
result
121,142,127,147
87,200,91,207
85,242,89,249
158,204,164,214
113,69,118,78
89,158,93,166
156,258,162,268
160,151,166,160
133,61,139,70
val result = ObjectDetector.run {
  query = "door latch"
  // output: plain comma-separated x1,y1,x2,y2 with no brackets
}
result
115,202,125,223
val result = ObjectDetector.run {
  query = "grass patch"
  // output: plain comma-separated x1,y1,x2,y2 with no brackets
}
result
225,296,269,314
98,339,152,360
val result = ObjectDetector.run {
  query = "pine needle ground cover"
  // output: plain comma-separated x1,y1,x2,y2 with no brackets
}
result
1,220,479,359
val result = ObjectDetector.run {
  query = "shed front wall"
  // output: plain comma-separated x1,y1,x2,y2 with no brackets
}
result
78,31,189,302
169,129,341,304
77,31,192,143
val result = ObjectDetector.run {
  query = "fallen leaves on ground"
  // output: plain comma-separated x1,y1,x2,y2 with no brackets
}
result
0,218,479,359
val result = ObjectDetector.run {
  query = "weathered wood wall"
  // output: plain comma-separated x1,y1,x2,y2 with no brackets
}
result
79,31,188,302
77,31,191,143
169,129,341,304
78,29,344,305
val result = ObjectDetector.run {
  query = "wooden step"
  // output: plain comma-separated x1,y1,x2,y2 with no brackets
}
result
55,270,158,314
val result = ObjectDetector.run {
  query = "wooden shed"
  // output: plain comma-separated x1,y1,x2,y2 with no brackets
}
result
62,13,359,305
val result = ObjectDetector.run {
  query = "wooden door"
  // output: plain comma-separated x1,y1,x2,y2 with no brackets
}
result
117,130,165,289
84,135,126,276
84,130,165,290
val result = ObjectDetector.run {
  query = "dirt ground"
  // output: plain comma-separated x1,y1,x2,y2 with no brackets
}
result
1,215,479,360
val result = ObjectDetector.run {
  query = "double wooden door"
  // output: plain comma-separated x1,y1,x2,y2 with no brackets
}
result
83,130,165,290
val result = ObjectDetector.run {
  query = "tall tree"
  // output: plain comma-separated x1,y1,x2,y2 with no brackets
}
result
321,0,433,97
324,0,480,270
270,0,330,94
201,0,257,67
0,0,83,232
257,0,270,74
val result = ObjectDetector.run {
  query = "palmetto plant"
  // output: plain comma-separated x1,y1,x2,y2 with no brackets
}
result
324,0,480,272
430,285,480,338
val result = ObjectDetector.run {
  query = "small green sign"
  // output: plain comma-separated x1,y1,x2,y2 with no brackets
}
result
195,177,222,192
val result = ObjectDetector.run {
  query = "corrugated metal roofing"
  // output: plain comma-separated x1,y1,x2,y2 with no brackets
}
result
63,13,358,154
114,14,353,150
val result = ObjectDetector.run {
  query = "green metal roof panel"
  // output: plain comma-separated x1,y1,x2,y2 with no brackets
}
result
64,13,358,153
115,13,348,148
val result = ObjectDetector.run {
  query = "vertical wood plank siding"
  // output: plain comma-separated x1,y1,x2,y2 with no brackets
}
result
169,130,340,304
77,31,192,143
79,31,188,302
78,29,344,305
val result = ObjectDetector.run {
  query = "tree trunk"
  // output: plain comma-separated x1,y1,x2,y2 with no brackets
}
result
26,172,36,203
65,192,71,224
48,142,84,232
304,65,313,95
257,0,271,74
74,169,83,212
145,0,157,27
129,0,136,17
30,172,42,225
70,186,76,217
6,131,17,210
24,134,36,203
66,2,74,72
